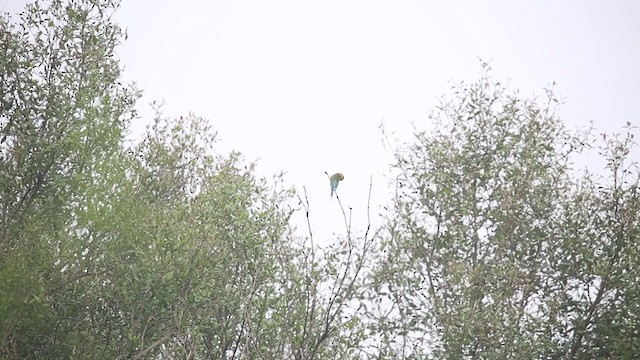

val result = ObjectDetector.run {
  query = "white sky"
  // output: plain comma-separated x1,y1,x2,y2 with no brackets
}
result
4,0,640,243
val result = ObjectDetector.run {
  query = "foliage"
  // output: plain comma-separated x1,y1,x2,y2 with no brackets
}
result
366,64,640,359
3,1,639,359
1,0,138,357
0,1,371,358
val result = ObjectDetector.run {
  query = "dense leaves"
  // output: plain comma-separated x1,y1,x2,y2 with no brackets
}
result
1,0,138,357
366,66,640,358
1,2,367,358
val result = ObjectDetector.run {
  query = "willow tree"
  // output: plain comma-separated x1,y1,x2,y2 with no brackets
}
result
0,2,374,358
366,66,640,358
1,0,138,357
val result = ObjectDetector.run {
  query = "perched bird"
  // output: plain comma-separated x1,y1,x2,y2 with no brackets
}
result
329,172,345,199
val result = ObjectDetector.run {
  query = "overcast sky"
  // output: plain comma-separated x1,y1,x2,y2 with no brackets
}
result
4,0,640,242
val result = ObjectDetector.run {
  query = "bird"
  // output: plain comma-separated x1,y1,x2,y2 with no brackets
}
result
329,172,345,199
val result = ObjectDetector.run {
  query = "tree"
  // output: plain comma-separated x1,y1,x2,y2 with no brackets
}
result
0,0,138,357
366,64,640,359
559,127,640,358
0,2,375,358
96,110,297,359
